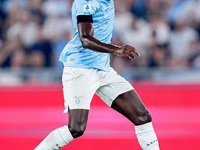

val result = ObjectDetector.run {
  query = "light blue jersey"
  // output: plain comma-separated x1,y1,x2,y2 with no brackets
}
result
59,0,115,71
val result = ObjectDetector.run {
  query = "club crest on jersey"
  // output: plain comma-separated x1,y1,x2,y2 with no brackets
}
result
84,4,91,15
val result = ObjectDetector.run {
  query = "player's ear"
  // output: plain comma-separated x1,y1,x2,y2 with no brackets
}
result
77,15,93,24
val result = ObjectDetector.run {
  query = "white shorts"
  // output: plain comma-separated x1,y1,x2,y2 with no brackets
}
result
62,67,133,113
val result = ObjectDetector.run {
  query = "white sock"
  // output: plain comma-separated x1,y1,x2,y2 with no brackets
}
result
34,125,74,150
135,122,159,150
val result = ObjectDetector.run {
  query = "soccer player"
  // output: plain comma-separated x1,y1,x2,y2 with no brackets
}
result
35,0,160,150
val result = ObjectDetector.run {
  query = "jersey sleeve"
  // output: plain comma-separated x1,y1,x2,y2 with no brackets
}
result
75,0,99,16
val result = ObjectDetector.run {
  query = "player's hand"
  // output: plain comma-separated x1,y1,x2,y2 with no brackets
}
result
113,45,140,61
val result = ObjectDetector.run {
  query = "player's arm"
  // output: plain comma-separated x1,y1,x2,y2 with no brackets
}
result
77,15,140,61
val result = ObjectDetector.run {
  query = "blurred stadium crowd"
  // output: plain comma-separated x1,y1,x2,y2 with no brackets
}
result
0,0,200,81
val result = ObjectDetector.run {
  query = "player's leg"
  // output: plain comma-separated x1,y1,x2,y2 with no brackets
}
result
111,89,151,125
111,89,159,150
35,67,98,150
34,109,89,150
96,68,159,150
68,109,89,138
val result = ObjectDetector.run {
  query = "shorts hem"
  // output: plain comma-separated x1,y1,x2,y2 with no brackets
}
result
63,107,90,114
108,87,134,107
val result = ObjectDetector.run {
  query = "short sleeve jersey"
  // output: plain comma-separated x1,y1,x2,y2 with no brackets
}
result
59,0,115,71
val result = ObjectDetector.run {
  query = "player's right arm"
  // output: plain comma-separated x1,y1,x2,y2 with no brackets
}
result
78,18,140,61
75,0,140,61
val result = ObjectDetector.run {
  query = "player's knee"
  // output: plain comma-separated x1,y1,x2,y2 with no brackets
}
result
68,126,85,138
135,111,152,125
